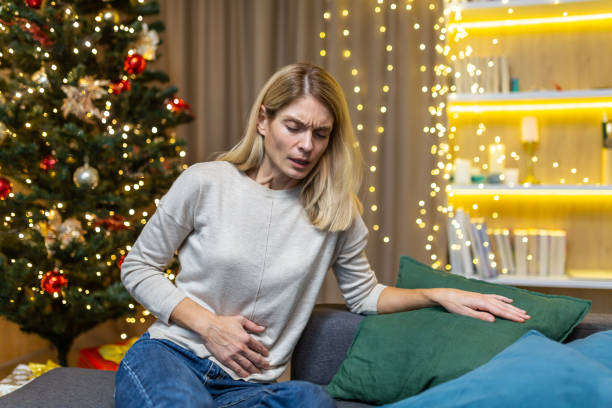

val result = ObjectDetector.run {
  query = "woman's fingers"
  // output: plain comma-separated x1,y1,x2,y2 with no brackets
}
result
247,336,270,359
227,359,250,378
491,294,513,303
241,342,271,370
463,307,496,323
234,352,261,375
483,295,530,322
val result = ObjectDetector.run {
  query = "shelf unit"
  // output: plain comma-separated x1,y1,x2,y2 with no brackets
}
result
444,0,612,290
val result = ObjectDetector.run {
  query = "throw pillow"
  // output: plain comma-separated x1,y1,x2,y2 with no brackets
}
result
382,330,612,408
326,255,591,405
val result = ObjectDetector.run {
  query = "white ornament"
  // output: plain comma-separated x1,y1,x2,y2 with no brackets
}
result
73,162,100,189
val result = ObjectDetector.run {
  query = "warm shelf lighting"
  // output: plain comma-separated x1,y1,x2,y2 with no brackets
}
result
447,90,612,114
446,0,612,32
448,101,612,113
447,185,612,197
449,13,612,30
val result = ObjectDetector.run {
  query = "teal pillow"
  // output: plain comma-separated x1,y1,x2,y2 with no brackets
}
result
383,330,612,408
327,255,591,405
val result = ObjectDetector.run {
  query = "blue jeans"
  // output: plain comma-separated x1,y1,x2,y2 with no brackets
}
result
115,332,336,408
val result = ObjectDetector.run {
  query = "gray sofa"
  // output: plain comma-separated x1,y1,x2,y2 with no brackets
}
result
1,304,611,408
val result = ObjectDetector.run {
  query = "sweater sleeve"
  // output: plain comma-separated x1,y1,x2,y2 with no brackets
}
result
332,213,387,315
120,166,202,324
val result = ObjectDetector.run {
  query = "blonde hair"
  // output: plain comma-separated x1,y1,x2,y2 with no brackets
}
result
217,63,363,232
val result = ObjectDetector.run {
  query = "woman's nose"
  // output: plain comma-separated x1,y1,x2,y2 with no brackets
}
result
299,131,314,152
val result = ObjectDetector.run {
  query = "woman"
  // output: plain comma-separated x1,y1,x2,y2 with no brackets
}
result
116,63,529,407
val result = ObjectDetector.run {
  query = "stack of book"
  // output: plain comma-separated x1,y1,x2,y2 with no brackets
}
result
448,210,567,278
447,210,499,279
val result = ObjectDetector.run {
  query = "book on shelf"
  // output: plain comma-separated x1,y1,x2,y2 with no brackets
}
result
513,229,529,276
447,211,498,279
538,230,550,277
468,221,488,278
527,229,539,276
549,230,567,277
473,219,498,278
447,209,476,277
490,228,514,275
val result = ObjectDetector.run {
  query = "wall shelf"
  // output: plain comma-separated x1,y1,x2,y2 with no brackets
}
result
447,184,612,197
447,89,612,114
446,0,612,31
486,273,612,289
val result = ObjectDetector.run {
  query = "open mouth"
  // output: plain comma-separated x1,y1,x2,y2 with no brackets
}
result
290,158,310,167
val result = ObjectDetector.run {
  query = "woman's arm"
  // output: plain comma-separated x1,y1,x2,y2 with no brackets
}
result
124,166,271,378
376,286,530,323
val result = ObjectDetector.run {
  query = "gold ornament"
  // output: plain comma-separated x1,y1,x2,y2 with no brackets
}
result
57,218,85,246
0,122,8,143
32,67,49,87
37,214,85,250
62,5,75,19
97,6,120,24
133,23,159,61
61,76,110,123
36,209,63,253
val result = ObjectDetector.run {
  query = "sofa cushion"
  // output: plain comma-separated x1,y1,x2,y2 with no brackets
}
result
326,255,591,405
383,330,612,408
0,367,114,408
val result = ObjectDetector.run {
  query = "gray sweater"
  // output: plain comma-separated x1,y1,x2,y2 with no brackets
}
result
121,161,386,382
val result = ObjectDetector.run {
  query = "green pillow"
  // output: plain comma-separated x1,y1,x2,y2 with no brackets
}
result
326,255,591,405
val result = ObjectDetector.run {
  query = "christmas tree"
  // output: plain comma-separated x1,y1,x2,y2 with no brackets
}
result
0,0,192,366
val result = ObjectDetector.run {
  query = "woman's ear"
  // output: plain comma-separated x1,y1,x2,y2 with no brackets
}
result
257,105,267,136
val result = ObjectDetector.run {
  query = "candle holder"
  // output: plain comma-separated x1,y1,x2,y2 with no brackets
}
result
521,141,540,184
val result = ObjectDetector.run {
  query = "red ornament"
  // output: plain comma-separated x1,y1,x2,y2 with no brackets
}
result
93,214,129,231
40,269,68,294
165,97,192,115
117,255,126,269
111,79,132,95
0,177,11,199
0,17,52,47
25,0,43,8
123,53,146,75
40,155,58,171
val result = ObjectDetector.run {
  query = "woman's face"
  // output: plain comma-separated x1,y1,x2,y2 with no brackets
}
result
257,95,333,188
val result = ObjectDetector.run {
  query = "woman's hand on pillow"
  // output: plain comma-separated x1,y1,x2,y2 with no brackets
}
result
430,288,531,323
